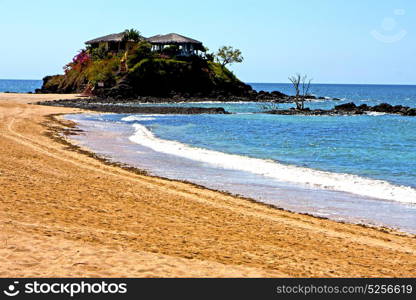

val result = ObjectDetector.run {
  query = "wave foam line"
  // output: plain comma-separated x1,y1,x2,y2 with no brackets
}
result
122,116,156,122
130,124,416,204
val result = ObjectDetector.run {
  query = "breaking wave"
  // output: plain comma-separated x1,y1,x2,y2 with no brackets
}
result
129,124,416,204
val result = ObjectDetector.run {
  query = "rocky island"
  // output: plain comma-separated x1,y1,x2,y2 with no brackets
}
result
37,30,290,102
36,29,416,117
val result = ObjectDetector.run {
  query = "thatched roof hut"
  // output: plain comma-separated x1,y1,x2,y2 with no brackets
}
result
147,33,205,56
85,32,125,45
85,32,205,56
147,33,202,46
85,32,136,52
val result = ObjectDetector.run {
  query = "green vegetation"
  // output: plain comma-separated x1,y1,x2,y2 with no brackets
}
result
86,55,122,85
216,46,244,67
122,28,143,42
127,41,153,68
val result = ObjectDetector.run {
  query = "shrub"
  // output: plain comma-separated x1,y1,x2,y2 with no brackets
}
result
208,61,238,83
127,41,153,68
42,75,63,92
64,50,91,73
86,56,121,85
90,43,108,60
128,58,194,95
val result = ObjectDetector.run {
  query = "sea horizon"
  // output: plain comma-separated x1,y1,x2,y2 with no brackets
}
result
2,78,416,93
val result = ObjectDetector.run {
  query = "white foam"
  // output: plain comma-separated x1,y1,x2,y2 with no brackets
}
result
129,124,416,204
366,112,387,116
122,116,156,122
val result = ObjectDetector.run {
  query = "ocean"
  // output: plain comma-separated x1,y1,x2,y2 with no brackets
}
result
3,79,416,233
0,79,42,93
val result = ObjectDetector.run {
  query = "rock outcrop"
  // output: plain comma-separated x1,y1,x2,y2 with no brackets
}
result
266,102,416,116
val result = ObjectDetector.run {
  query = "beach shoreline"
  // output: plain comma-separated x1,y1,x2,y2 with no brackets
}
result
1,93,416,278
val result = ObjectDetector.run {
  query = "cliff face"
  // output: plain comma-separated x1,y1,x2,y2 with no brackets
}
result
37,42,254,99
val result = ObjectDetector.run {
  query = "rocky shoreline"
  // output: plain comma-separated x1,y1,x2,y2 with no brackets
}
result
121,92,334,103
36,99,416,116
265,102,416,116
36,99,229,114
36,75,335,103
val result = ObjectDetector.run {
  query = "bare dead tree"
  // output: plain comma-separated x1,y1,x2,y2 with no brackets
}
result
289,74,313,110
258,101,280,112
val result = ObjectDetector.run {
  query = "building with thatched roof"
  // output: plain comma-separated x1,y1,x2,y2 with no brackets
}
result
85,32,205,56
147,33,205,56
85,32,134,52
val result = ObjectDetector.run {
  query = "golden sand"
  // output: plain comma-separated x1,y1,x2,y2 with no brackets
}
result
0,93,415,277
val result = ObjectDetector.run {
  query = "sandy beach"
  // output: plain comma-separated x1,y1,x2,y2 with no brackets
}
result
1,93,416,278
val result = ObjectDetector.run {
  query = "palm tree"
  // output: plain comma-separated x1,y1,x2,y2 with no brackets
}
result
122,29,142,42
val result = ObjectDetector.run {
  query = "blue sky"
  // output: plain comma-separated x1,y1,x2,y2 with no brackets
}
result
0,0,415,84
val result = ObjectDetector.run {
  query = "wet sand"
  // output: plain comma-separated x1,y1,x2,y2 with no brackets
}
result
1,93,416,277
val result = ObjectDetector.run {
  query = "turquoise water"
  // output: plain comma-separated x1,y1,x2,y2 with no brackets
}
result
131,113,416,189
0,79,42,93
95,83,416,191
69,83,416,198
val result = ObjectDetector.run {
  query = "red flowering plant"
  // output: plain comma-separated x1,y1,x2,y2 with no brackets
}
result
64,50,91,73
158,54,171,59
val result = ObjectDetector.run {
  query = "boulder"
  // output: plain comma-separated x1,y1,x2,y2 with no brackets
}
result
270,91,288,98
357,104,370,111
334,102,357,111
405,108,416,116
371,103,393,113
392,105,406,113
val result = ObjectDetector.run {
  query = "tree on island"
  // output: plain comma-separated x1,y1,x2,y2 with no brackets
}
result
289,73,312,110
123,29,143,42
216,46,244,68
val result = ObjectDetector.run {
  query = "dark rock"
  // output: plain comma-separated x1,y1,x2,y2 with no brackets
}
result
264,102,416,117
36,75,62,94
357,104,370,111
334,102,357,111
400,107,409,114
36,98,230,114
406,108,416,116
372,103,393,113
392,105,404,113
270,91,287,98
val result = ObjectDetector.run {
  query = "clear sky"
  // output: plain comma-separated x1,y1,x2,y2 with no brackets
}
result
0,0,415,84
